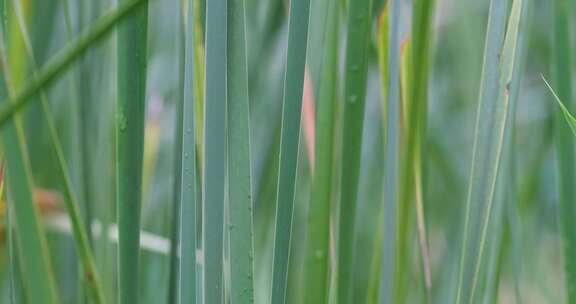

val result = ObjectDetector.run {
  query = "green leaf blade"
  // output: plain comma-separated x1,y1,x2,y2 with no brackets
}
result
337,0,373,301
227,0,256,302
116,0,149,303
203,0,227,302
270,0,311,302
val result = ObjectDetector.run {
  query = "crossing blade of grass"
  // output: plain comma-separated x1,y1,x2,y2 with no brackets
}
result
227,0,256,302
116,0,149,302
455,0,510,302
203,0,227,302
337,0,373,301
178,0,198,303
0,0,147,127
269,0,311,302
302,0,339,302
0,15,60,304
380,0,401,301
9,0,105,302
551,4,576,296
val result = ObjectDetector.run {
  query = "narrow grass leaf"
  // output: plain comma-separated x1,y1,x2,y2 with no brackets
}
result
481,0,529,301
269,0,311,302
227,0,255,302
168,0,187,302
380,0,401,301
543,77,576,136
116,0,149,302
302,0,339,302
179,0,199,303
0,14,60,304
203,0,227,302
455,0,510,302
407,1,436,301
9,0,106,302
550,0,576,299
337,0,373,301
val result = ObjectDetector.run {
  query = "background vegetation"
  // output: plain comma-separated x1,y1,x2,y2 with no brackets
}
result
0,0,571,303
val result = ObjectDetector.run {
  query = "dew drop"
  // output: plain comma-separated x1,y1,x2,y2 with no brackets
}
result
117,112,127,132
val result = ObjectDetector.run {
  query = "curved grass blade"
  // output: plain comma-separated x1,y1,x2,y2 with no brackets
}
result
0,13,60,304
269,0,311,302
203,0,227,302
337,0,373,301
116,0,149,302
302,0,339,302
227,0,255,302
543,78,576,136
178,0,198,303
0,0,148,127
550,2,576,299
455,0,512,302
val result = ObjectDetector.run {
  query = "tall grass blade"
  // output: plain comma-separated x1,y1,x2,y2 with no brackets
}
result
392,0,437,301
482,0,529,301
550,2,576,295
550,6,576,297
203,0,227,302
337,0,373,301
116,0,149,302
179,0,199,303
227,0,255,301
303,0,339,302
455,0,511,302
380,0,401,302
269,0,311,302
0,11,60,304
8,0,106,301
168,0,187,303
0,0,147,127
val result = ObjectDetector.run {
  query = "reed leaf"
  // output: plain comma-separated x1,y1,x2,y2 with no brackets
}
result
406,1,435,300
9,0,106,301
455,0,511,302
116,0,149,302
167,0,186,302
0,8,59,304
550,0,576,298
227,0,255,301
203,0,227,302
303,0,339,302
543,77,576,136
337,0,373,301
380,0,401,302
269,0,311,302
482,0,529,301
178,0,199,303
